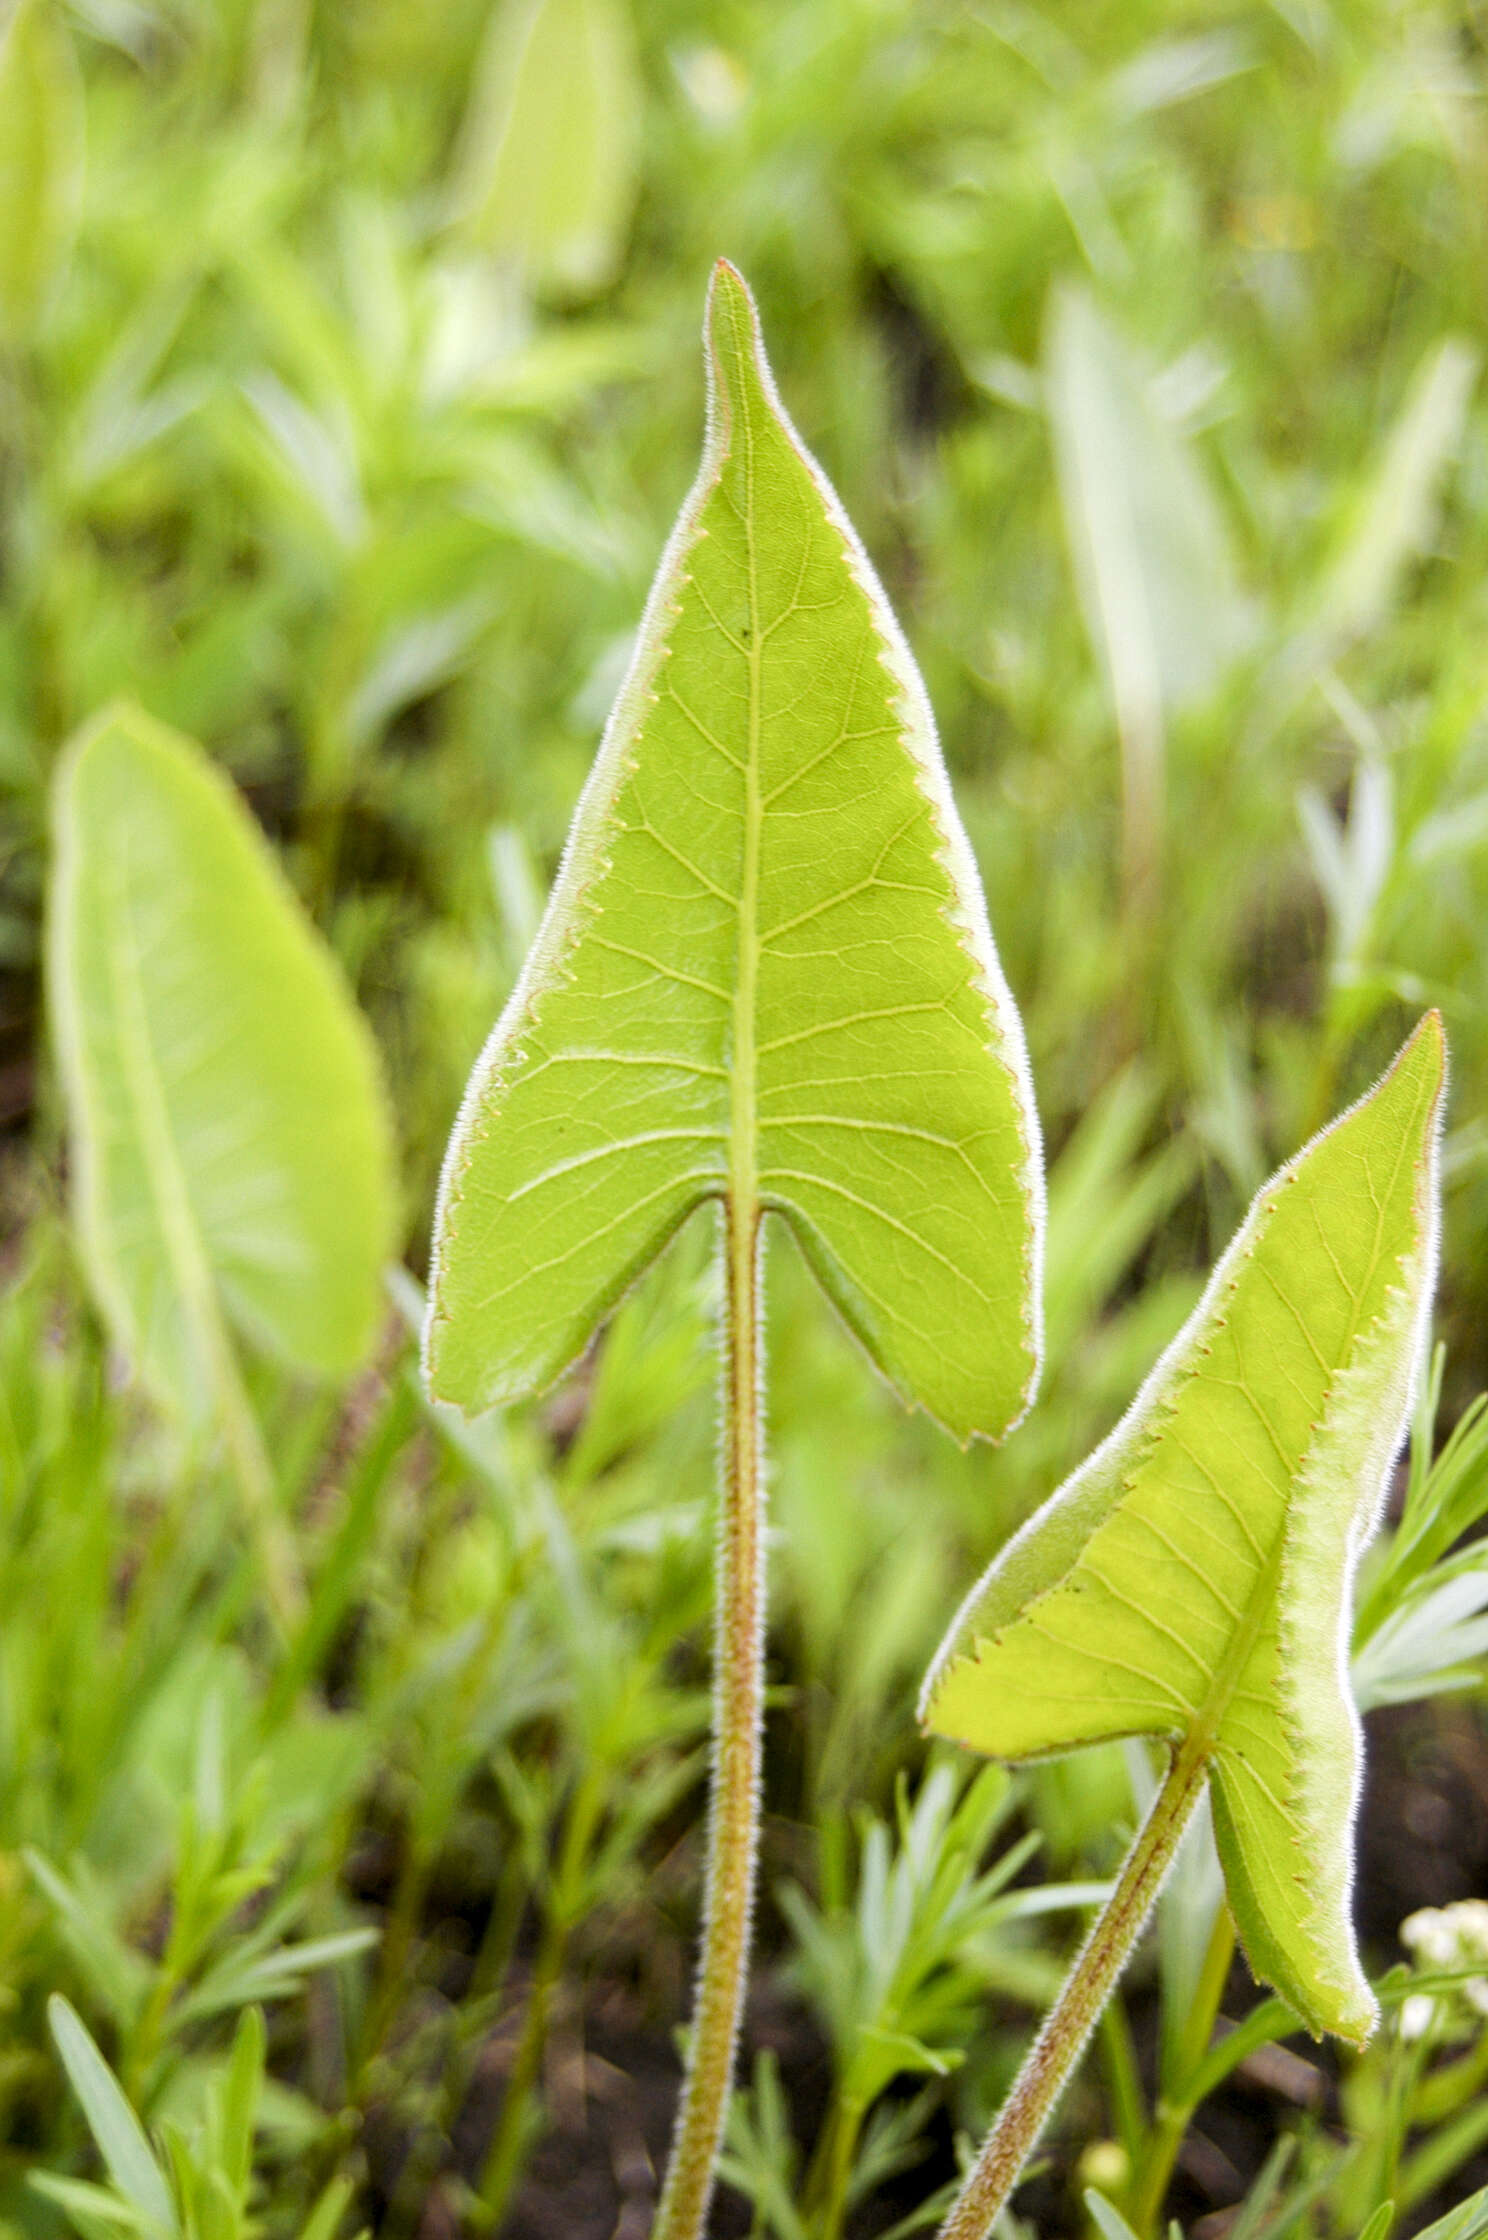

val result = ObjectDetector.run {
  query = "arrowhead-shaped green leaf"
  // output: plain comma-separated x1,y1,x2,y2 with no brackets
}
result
48,703,398,1414
425,261,1042,1442
922,1016,1445,2042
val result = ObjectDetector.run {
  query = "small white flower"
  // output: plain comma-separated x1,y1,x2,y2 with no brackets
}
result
1400,1902,1488,2031
1399,1993,1439,2043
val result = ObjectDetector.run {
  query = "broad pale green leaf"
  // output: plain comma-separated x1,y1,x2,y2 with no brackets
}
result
48,704,397,1414
452,0,641,298
426,261,1042,1442
1044,284,1254,908
922,1016,1445,2041
0,0,84,342
1046,284,1255,730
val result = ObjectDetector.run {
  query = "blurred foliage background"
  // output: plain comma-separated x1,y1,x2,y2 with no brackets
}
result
5,0,1488,2234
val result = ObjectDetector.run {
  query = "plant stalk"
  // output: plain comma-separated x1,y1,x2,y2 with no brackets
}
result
814,2091,867,2240
937,1741,1209,2240
652,1202,766,2240
1127,1908,1236,2235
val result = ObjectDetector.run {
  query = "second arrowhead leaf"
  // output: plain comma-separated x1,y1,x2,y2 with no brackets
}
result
925,1015,1444,2043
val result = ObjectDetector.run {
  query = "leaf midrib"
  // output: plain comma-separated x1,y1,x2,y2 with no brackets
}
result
1184,1136,1419,1767
727,317,763,1238
102,824,221,1346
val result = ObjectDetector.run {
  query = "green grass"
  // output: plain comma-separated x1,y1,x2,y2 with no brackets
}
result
4,0,1488,2233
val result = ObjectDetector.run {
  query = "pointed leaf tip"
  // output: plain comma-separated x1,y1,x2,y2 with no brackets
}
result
427,265,1042,1437
703,258,770,438
923,1018,1443,2040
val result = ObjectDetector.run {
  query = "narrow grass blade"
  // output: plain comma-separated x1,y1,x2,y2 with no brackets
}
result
47,1996,178,2238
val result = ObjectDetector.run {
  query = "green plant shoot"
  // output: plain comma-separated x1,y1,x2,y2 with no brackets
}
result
424,260,1043,2238
48,702,398,1622
921,1013,1445,2240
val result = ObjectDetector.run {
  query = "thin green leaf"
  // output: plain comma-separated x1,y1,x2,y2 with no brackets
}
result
177,1927,378,2025
1227,2137,1298,2240
24,1850,150,2030
46,1997,178,2239
1308,337,1479,651
425,261,1042,1442
923,1017,1445,2042
47,702,398,1416
218,2005,265,2196
298,2178,358,2240
1409,2181,1488,2240
1182,1996,1295,2107
28,2171,153,2239
1084,2191,1143,2240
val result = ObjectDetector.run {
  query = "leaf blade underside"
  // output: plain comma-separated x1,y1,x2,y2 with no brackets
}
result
425,261,1042,1442
49,702,398,1414
921,1015,1445,2041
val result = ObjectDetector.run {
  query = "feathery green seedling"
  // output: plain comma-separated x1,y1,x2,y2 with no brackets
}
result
423,261,1043,2236
38,1996,362,2240
920,1014,1445,2240
772,1761,1110,2240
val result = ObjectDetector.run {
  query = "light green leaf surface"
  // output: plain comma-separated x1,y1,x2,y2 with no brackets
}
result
0,0,84,342
922,1016,1445,2040
453,0,641,298
426,261,1042,1442
1046,283,1254,737
48,703,397,1415
1043,281,1258,920
1045,282,1254,908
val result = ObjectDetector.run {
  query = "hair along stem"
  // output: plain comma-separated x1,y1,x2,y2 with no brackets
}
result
652,1200,767,2240
936,1739,1210,2240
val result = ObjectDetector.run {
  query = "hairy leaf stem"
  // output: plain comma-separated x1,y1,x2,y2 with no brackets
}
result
937,1743,1209,2240
652,1201,766,2240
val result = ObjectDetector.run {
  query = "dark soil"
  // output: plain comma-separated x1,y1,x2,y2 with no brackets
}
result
359,1695,1488,2238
